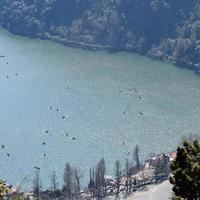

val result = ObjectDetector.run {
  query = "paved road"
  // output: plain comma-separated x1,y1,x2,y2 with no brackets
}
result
126,181,172,200
107,181,172,200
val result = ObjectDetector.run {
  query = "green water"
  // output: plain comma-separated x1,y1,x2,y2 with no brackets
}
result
0,28,200,189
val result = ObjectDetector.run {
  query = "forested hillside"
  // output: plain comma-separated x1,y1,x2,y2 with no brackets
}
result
1,0,200,71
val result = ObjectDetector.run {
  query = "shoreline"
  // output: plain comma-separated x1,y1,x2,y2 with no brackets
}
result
1,25,200,73
5,151,175,199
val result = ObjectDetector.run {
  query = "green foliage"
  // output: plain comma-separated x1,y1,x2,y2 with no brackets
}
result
0,180,8,200
1,0,200,68
12,192,24,200
170,140,200,200
172,196,181,200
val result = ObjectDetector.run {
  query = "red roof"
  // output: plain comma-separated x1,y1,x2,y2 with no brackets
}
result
168,151,177,159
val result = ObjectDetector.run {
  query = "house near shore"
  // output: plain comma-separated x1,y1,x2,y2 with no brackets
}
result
167,151,177,161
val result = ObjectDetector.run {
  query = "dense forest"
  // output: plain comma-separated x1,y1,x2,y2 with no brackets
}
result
1,0,200,71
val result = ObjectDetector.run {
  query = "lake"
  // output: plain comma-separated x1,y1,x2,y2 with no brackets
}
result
0,28,200,190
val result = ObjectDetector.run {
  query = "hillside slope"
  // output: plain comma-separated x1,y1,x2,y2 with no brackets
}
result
0,0,200,71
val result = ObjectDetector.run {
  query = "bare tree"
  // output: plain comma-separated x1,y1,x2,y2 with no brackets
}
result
88,158,106,199
63,162,73,199
95,164,100,199
115,160,121,199
73,167,82,199
98,158,106,197
50,170,59,199
33,168,42,200
92,166,95,198
125,159,129,192
88,168,95,198
125,158,132,193
51,170,58,192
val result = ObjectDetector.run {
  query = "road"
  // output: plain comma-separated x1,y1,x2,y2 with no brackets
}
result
126,181,172,200
107,181,172,200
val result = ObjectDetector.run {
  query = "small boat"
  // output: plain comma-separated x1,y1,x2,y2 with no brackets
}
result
34,166,40,170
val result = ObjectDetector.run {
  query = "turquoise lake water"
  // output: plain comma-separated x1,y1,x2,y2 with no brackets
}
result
0,28,200,190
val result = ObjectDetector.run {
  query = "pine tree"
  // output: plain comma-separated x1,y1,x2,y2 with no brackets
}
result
0,180,8,200
170,140,200,200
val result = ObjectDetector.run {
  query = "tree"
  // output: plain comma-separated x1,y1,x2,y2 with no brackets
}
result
125,158,132,193
63,162,73,199
50,170,59,199
125,159,129,192
73,167,82,199
115,160,121,199
89,158,106,199
154,154,169,181
170,140,200,200
88,168,95,198
0,180,8,200
12,192,24,200
63,163,82,199
51,170,58,192
33,169,42,200
97,158,106,197
108,10,121,50
133,144,140,171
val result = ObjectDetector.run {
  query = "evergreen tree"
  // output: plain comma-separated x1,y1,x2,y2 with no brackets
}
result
170,140,200,200
0,180,8,200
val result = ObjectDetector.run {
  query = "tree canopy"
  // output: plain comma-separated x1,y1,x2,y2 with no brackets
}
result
170,140,200,200
1,0,200,69
0,180,8,200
